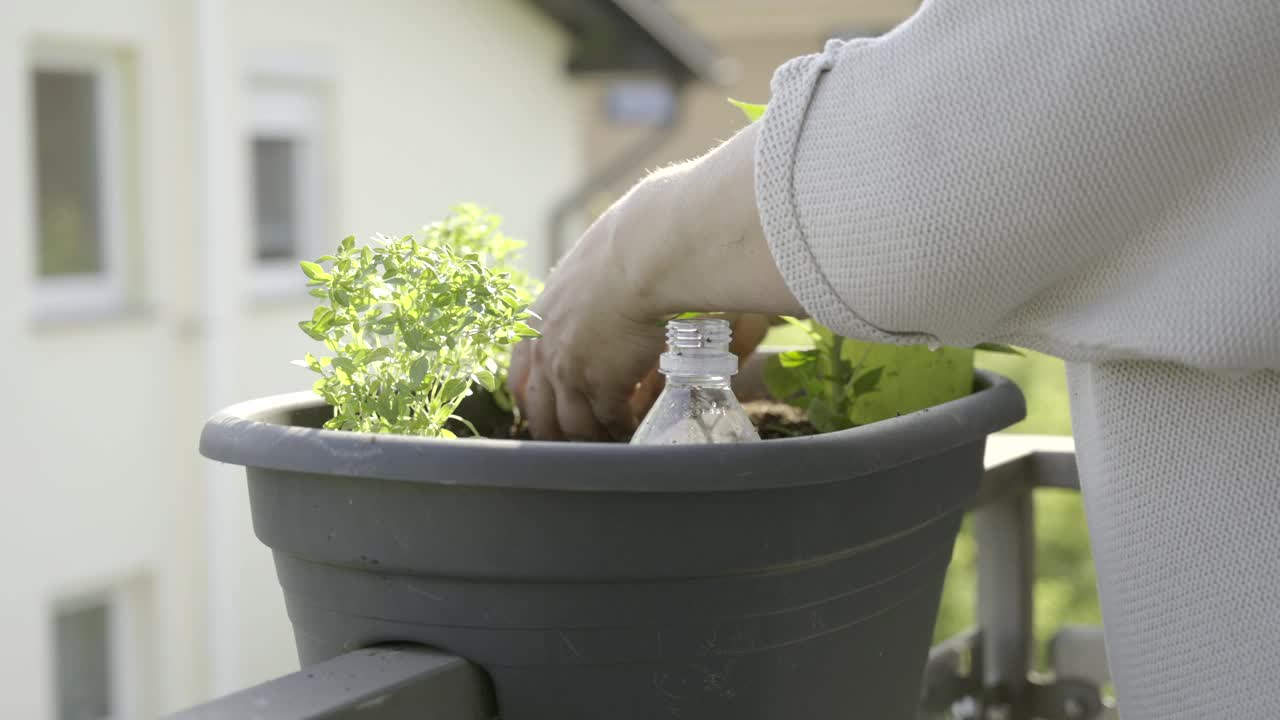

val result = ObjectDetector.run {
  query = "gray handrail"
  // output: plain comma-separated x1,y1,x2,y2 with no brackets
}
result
920,445,1117,720
163,645,494,720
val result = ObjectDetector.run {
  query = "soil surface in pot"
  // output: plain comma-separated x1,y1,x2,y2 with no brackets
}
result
453,393,817,441
742,400,819,439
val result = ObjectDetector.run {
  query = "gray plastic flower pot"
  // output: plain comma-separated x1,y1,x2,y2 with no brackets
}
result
199,370,1023,720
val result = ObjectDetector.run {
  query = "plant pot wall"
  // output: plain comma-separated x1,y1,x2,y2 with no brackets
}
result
200,371,1024,719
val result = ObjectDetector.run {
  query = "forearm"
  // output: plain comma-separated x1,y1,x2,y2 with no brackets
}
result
613,123,804,319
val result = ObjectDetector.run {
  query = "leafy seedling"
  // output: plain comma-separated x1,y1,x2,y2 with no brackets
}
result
297,205,539,438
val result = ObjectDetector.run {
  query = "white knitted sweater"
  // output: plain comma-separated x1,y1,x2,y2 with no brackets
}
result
754,3,1280,718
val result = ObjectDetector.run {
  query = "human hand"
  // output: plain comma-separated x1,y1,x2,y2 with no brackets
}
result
507,204,667,441
508,123,803,441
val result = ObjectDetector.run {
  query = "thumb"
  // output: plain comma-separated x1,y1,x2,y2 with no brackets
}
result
629,366,665,420
730,313,773,359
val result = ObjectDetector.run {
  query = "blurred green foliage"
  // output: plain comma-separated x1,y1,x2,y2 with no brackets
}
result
939,349,1100,668
763,320,974,432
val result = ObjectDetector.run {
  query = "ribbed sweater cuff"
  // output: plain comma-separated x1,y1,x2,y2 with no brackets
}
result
753,39,935,347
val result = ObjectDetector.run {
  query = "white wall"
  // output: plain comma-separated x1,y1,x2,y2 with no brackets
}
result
1,1,205,717
220,0,582,694
0,0,581,715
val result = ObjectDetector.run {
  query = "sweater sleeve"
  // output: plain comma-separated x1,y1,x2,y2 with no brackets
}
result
755,1,1280,370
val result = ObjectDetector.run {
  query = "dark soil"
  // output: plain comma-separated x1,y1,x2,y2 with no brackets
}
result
485,417,532,441
742,400,819,440
451,392,817,442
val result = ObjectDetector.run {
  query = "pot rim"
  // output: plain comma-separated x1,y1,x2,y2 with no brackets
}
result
199,370,1024,493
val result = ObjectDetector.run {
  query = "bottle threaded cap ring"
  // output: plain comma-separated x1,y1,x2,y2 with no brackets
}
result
659,318,738,377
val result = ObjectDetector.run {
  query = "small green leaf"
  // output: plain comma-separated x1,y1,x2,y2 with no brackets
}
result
440,377,469,401
807,399,853,433
852,366,884,396
330,357,357,376
410,357,431,385
728,98,767,123
431,404,455,426
779,316,823,343
513,322,539,338
339,236,355,253
763,354,806,404
299,321,325,341
311,308,335,333
473,370,496,392
377,393,398,421
300,261,330,281
779,349,818,368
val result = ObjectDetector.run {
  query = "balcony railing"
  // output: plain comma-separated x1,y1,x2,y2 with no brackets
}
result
170,436,1116,720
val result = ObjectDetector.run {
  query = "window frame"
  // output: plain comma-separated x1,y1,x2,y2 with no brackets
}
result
246,65,331,298
29,44,128,320
51,585,143,720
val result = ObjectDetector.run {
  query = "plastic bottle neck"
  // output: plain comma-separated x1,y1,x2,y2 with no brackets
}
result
658,318,738,379
663,374,732,388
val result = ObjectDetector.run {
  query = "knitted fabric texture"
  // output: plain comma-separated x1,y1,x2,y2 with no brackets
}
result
1070,361,1280,719
754,2,1280,718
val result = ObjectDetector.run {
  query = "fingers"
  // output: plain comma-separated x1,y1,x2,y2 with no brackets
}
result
557,388,611,442
730,313,772,359
524,371,628,442
628,368,664,420
507,340,532,410
590,387,641,442
522,365,564,441
506,168,673,441
515,340,629,442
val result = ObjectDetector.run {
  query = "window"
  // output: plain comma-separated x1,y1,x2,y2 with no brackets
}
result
55,604,111,720
605,79,676,125
30,46,127,316
53,588,141,720
253,137,300,260
248,77,330,295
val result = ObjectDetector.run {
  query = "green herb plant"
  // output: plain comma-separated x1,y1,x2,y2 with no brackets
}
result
297,205,539,438
762,320,884,432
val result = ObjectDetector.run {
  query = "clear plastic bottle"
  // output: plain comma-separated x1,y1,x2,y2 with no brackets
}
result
631,318,762,445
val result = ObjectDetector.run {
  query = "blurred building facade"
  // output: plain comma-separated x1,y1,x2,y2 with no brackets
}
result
0,0,688,716
571,0,919,255
1,0,916,717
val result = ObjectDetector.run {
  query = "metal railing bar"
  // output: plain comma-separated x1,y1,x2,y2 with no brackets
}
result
164,644,495,720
